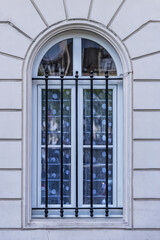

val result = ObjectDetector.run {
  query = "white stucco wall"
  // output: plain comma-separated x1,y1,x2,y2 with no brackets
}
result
0,0,160,239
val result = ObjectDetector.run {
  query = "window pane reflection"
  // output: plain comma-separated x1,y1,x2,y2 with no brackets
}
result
83,148,113,205
83,89,113,146
83,89,113,205
41,148,71,205
41,89,71,205
41,89,71,146
38,39,73,76
82,39,117,76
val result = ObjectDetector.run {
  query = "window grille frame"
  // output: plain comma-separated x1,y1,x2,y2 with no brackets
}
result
32,72,123,218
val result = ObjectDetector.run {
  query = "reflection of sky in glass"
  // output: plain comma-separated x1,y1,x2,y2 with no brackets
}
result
43,42,66,61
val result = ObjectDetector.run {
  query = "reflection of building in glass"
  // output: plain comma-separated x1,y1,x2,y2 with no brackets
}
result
82,39,117,76
38,39,73,76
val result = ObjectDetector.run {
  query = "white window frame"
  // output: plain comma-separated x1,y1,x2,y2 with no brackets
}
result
32,34,123,217
32,33,122,77
78,83,121,210
32,84,75,209
23,22,132,228
32,81,122,212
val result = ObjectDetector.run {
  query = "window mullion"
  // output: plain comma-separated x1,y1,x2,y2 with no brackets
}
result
73,37,81,75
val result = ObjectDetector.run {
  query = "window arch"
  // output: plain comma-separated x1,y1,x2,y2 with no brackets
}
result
32,32,123,218
32,32,122,77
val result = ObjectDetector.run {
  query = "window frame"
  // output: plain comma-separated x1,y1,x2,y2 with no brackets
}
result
32,80,123,215
23,22,132,228
32,32,123,78
78,84,118,209
32,34,123,217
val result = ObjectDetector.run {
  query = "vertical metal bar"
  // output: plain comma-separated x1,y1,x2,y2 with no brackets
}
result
75,71,79,217
90,71,94,217
45,70,49,218
105,71,109,217
60,71,64,217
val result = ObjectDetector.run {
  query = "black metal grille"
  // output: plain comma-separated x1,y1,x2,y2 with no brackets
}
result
32,71,123,218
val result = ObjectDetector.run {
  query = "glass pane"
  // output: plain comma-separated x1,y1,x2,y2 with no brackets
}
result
41,148,71,205
82,39,117,76
38,39,73,76
83,89,113,145
41,88,71,205
42,89,71,145
83,148,113,205
83,89,113,205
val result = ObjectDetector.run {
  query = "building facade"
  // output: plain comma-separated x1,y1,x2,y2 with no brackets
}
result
0,0,160,239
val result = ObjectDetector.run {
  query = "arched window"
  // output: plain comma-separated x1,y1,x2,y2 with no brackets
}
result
32,33,123,218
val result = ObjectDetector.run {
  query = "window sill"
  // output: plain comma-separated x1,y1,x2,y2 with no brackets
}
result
24,215,130,229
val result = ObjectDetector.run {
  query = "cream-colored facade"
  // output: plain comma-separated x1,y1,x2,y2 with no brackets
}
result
0,0,160,239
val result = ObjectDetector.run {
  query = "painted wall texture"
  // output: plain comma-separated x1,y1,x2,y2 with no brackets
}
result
0,0,160,239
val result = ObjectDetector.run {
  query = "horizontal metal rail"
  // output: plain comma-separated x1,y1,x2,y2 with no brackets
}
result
32,77,123,81
33,207,123,210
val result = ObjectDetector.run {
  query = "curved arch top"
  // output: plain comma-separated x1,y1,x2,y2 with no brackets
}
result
23,20,132,80
33,30,122,77
36,36,119,77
